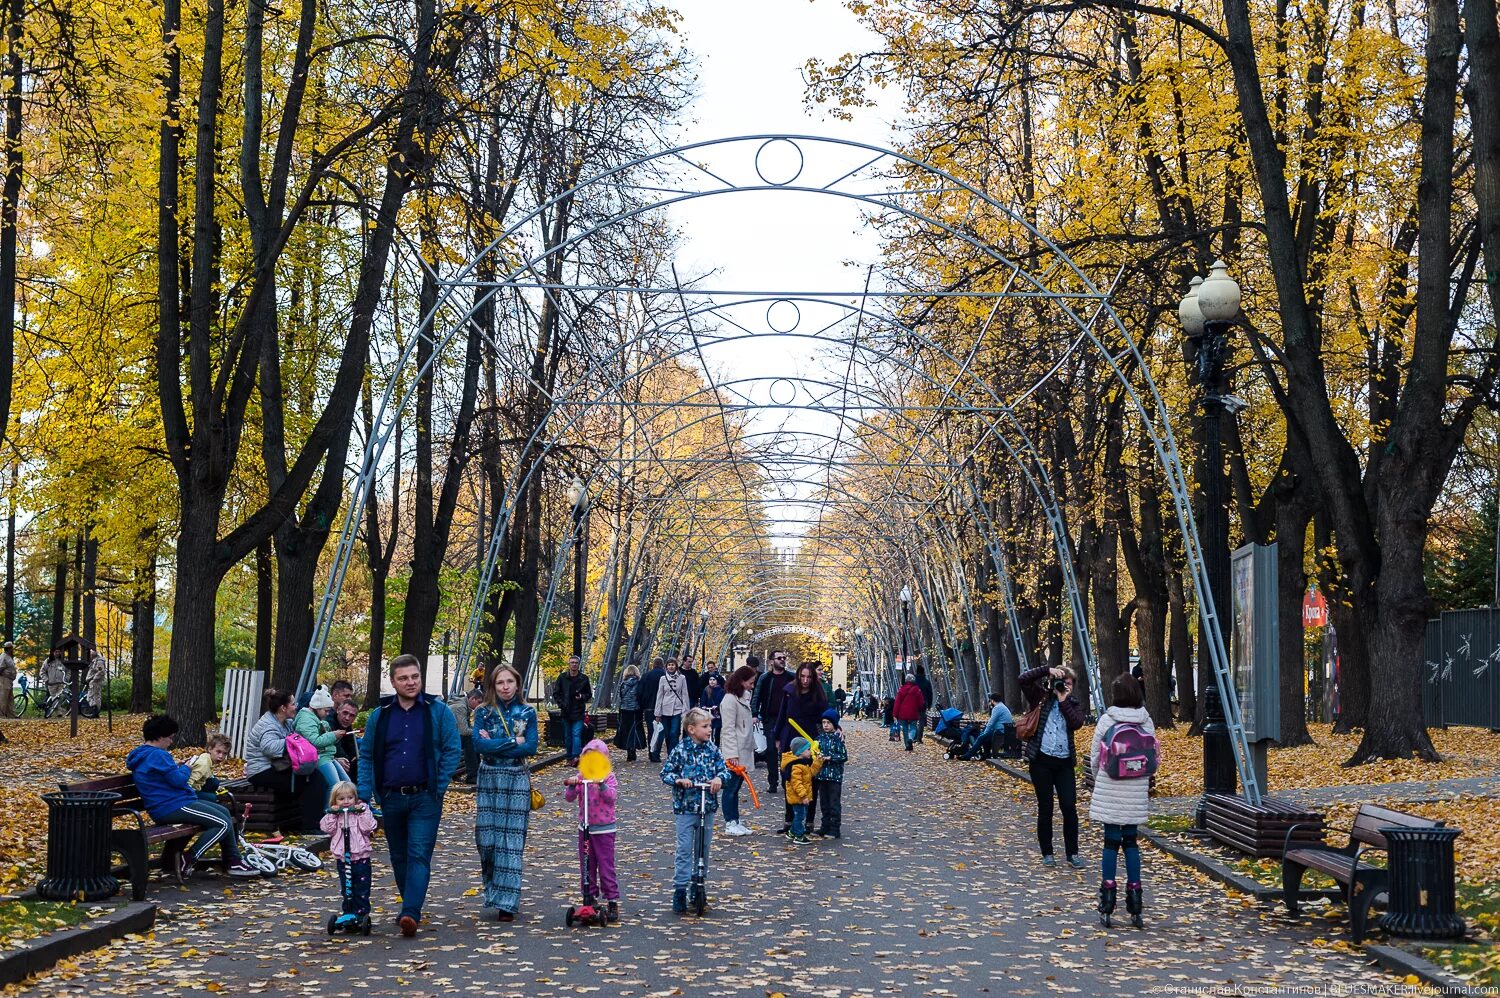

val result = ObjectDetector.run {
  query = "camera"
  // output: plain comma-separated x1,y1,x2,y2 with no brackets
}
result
1051,678,1069,693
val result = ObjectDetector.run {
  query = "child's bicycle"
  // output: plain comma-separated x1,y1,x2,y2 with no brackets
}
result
226,797,322,875
326,807,372,936
686,781,712,917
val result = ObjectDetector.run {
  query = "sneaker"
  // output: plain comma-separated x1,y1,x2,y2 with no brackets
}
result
791,834,811,844
784,830,796,842
727,822,752,837
227,861,261,879
399,914,418,937
1042,855,1057,868
176,854,196,880
1067,854,1086,869
496,910,515,922
607,900,619,923
672,889,687,914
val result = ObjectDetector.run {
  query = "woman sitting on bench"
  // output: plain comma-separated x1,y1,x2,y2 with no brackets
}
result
244,688,329,832
126,714,261,879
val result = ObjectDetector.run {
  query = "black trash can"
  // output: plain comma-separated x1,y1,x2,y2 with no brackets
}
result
37,790,120,902
545,710,563,747
1379,826,1466,939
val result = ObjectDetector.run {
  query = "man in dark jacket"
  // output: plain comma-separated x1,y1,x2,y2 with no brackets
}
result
552,655,592,764
638,657,667,762
357,654,462,937
913,666,934,743
753,650,794,791
680,653,703,706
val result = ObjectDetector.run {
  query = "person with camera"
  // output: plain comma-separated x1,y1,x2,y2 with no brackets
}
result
1019,664,1085,868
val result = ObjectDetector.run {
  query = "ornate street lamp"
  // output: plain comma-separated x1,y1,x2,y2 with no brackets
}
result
1180,261,1242,825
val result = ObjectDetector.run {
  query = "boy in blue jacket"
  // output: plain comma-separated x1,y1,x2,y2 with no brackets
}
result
125,714,260,879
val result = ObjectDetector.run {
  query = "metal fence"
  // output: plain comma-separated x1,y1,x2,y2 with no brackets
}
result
1424,609,1500,730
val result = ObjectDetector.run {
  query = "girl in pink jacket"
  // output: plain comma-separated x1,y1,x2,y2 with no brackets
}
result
563,739,620,921
321,781,378,917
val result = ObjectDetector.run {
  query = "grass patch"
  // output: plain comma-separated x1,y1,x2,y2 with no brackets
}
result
0,898,91,946
1148,813,1192,834
1421,943,1500,986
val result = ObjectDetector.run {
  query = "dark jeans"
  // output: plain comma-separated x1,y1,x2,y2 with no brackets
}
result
783,789,816,832
461,734,478,783
338,857,372,916
654,713,682,760
564,718,585,760
722,770,743,824
1030,752,1079,858
815,780,842,835
380,790,441,921
247,766,327,832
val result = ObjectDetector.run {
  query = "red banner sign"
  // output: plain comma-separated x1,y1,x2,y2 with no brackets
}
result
1303,587,1328,627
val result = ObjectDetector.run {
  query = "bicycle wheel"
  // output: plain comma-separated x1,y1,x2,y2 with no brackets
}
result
12,692,26,717
288,848,322,872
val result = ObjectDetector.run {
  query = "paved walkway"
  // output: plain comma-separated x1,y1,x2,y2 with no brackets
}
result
22,724,1390,996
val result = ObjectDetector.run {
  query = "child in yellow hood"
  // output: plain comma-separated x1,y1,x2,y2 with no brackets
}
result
780,737,823,844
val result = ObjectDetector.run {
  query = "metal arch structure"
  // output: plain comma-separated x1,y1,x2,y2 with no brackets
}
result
299,133,1263,805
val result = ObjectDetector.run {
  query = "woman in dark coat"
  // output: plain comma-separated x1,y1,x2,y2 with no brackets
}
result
614,664,647,761
1019,665,1086,867
774,662,829,834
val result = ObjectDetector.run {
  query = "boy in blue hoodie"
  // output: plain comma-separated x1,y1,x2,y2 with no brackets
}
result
126,715,260,879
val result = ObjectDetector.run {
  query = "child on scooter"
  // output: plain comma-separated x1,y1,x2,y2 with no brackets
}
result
320,781,377,918
660,708,727,914
564,738,621,922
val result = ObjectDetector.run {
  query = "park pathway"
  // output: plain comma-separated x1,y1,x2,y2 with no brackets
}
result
20,723,1388,996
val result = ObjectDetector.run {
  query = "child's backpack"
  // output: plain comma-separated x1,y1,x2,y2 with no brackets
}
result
285,732,320,774
1096,719,1159,780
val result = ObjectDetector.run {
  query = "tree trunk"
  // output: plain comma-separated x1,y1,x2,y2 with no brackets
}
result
0,0,21,458
4,488,14,640
1167,560,1195,722
1093,525,1126,692
83,534,98,646
255,538,273,673
50,539,67,649
164,507,229,741
130,561,156,714
366,561,387,709
1275,492,1315,746
70,534,82,635
270,534,318,692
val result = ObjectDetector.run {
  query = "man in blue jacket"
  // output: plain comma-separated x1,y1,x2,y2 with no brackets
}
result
126,715,260,879
960,692,1016,760
358,654,461,938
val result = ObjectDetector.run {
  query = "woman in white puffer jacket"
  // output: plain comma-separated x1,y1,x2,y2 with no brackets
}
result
1088,674,1157,929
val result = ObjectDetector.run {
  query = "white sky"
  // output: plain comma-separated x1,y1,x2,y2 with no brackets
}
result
661,0,905,550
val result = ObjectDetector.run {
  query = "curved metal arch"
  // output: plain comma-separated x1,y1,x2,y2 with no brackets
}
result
304,132,1259,802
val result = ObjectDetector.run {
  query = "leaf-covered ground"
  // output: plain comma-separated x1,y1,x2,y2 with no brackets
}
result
0,716,246,892
4,721,1403,995
0,899,91,946
1108,722,1500,799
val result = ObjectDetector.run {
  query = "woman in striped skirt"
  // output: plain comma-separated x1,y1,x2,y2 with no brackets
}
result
473,664,539,921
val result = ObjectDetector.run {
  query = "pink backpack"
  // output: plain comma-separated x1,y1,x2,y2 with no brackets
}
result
1096,720,1159,780
285,732,320,774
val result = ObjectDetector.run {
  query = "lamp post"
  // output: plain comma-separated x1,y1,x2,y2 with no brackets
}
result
1180,260,1242,824
698,608,710,665
568,476,588,659
899,585,912,687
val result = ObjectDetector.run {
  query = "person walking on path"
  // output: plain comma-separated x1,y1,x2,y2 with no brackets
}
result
638,658,667,762
699,673,725,744
654,658,691,756
294,686,344,806
813,708,847,839
0,642,16,717
752,650,794,792
1090,674,1157,928
774,662,829,834
1020,664,1085,868
472,663,538,922
718,665,757,836
680,654,703,707
892,674,926,751
86,651,106,711
357,653,462,937
552,655,592,764
660,707,727,913
564,738,621,922
614,664,647,761
913,666,934,743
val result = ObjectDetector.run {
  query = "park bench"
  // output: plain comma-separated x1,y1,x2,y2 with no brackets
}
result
1282,803,1444,942
220,778,301,835
57,775,230,901
1206,793,1326,857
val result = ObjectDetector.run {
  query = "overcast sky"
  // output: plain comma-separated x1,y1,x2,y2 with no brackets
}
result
661,0,904,549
